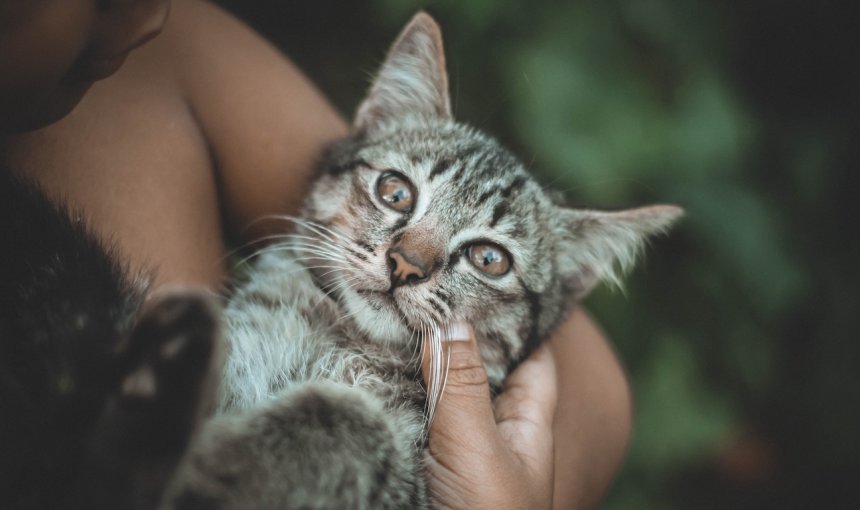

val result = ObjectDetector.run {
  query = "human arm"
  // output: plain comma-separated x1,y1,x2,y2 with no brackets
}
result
173,0,348,242
0,0,345,289
549,309,632,509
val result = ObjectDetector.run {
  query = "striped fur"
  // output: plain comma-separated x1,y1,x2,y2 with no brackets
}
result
165,12,681,509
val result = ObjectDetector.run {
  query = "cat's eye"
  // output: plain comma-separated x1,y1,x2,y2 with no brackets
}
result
466,243,511,276
376,172,415,213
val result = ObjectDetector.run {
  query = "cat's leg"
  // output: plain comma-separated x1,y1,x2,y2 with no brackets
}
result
74,291,223,510
165,382,427,510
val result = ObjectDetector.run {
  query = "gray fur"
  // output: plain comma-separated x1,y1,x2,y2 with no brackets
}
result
163,12,681,509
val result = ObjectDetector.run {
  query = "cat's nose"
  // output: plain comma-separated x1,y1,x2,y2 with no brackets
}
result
388,249,429,288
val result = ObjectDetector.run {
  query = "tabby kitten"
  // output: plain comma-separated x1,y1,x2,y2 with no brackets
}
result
164,12,681,509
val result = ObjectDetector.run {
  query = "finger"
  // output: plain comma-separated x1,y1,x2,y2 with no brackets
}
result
494,342,558,476
495,342,558,428
421,321,499,455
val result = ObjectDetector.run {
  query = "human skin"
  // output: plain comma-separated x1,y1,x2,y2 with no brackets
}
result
0,1,632,507
0,0,170,132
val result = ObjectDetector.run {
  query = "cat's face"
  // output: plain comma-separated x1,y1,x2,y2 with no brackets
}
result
300,13,680,382
306,122,561,379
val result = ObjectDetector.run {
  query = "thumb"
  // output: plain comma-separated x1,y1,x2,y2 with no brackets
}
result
421,321,499,455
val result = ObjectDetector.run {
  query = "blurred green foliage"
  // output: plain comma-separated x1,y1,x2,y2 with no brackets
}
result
220,1,858,507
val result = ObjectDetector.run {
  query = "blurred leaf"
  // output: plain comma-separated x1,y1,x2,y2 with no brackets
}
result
629,333,738,473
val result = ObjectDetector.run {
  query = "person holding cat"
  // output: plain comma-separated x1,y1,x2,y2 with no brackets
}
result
0,1,632,508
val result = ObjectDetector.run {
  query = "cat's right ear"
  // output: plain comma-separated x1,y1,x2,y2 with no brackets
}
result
554,205,683,298
354,12,452,134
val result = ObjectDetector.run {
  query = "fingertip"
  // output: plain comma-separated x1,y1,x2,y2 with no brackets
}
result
443,320,472,343
422,320,478,386
440,322,489,391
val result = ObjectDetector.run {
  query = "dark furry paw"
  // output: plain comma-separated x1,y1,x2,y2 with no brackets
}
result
73,291,224,510
121,291,222,404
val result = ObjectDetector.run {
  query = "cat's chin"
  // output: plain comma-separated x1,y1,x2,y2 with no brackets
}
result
341,289,413,345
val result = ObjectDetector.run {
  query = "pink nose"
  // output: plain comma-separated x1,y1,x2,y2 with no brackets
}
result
388,249,429,288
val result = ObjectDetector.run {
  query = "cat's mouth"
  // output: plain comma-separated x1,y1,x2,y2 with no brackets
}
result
355,289,413,319
354,288,430,334
356,289,397,308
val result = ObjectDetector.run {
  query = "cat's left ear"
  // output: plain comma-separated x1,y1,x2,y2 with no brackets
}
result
354,12,452,133
554,205,683,298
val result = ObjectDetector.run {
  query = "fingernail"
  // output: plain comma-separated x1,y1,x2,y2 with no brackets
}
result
443,321,472,342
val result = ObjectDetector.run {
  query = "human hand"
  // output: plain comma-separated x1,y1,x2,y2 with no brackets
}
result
421,322,558,509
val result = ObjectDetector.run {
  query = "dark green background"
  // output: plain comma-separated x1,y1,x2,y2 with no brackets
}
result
216,1,859,508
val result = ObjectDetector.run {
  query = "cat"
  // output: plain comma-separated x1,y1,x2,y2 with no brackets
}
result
0,169,222,509
162,12,681,510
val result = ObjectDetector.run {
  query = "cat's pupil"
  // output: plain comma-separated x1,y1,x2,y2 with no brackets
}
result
482,251,500,265
468,243,511,276
377,173,414,212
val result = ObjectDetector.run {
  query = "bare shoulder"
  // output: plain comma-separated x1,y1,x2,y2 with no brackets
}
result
170,0,349,240
0,3,224,288
2,0,349,289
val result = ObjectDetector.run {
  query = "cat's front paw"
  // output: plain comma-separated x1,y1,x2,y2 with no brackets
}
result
120,290,223,408
165,382,427,510
73,290,224,509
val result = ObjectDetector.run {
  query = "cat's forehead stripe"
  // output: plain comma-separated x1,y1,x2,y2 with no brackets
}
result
428,157,454,180
489,202,509,228
500,176,527,197
448,162,467,184
480,176,528,215
427,143,483,180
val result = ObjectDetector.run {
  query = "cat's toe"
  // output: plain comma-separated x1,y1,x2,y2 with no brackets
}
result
121,290,222,400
